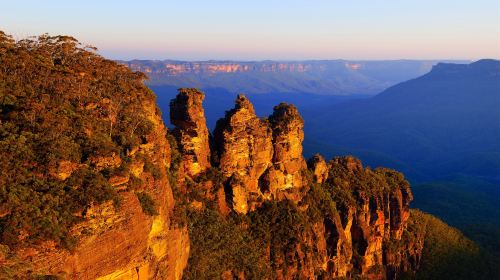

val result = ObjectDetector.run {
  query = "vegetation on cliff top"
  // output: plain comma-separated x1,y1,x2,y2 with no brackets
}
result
178,156,411,279
0,31,159,248
405,210,499,280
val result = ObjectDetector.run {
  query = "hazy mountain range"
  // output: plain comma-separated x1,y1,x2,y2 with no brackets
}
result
120,59,468,96
304,59,500,181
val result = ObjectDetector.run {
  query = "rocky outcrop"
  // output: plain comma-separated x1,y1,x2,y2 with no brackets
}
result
262,103,307,200
307,154,328,184
170,88,211,178
0,29,444,280
3,87,423,280
213,95,274,213
319,157,416,279
250,155,418,280
211,96,309,214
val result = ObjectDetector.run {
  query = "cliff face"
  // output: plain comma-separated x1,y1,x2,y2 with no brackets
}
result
124,61,328,75
119,60,450,96
0,34,189,280
5,84,189,280
211,95,307,214
240,157,420,280
0,31,484,280
171,89,422,279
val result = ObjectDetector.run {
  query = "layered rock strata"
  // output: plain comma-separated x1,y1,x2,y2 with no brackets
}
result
262,103,307,200
6,97,189,280
211,95,308,214
170,88,211,178
213,95,274,213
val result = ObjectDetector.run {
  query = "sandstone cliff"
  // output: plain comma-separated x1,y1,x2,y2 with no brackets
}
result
213,94,274,214
210,95,308,214
3,101,189,279
0,34,189,280
170,90,423,279
0,86,189,279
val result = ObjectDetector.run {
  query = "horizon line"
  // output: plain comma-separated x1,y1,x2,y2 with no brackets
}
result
116,58,489,63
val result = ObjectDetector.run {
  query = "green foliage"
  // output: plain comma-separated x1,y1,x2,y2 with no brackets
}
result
183,209,270,279
143,157,162,180
166,133,181,189
248,200,310,272
303,183,336,223
409,210,499,280
412,176,500,258
136,192,158,216
0,31,159,248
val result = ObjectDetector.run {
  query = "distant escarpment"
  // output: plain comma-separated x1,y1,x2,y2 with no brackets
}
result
120,59,455,95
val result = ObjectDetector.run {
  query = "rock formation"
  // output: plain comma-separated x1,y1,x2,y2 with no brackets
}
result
211,96,309,214
319,157,417,278
307,154,328,184
171,91,421,279
213,94,274,213
266,103,307,194
252,156,419,279
170,88,211,178
3,86,423,280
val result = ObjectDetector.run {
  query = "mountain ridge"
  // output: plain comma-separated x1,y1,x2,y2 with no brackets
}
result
305,59,500,181
120,59,469,96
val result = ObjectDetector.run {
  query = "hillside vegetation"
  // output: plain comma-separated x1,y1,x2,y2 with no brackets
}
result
306,60,500,181
0,31,159,248
406,210,498,279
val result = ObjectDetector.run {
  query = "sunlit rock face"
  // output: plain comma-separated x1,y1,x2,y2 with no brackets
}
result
307,154,329,184
213,94,274,213
170,88,211,178
318,157,417,279
10,99,190,280
265,103,307,196
6,87,422,280
211,95,310,213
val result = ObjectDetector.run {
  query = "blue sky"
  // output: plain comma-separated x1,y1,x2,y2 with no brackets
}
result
1,0,499,60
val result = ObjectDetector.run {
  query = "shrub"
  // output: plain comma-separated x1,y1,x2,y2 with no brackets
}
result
136,192,158,216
